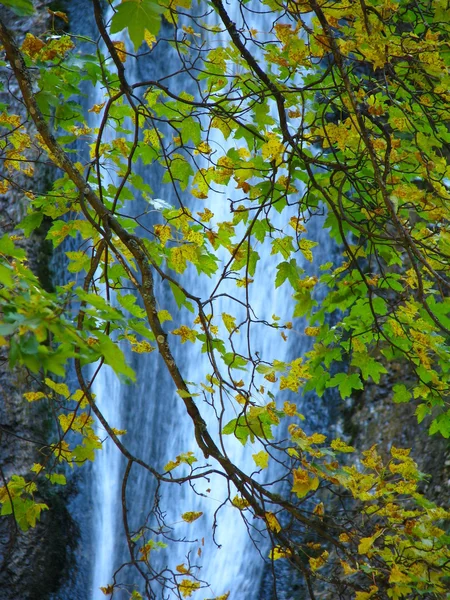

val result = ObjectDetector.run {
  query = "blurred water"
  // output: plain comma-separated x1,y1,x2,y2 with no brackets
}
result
56,2,337,599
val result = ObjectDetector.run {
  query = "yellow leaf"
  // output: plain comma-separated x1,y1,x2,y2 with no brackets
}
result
298,238,317,262
144,29,156,49
232,495,249,510
157,309,172,323
178,579,200,598
283,401,297,416
389,564,411,584
182,511,203,523
304,326,320,336
47,8,69,23
308,432,326,444
222,312,237,334
45,378,70,397
112,41,127,62
143,128,160,149
261,133,285,165
340,560,357,575
269,546,292,560
100,584,114,595
355,586,379,600
176,563,190,574
313,502,324,517
390,446,411,460
170,244,199,272
291,468,319,498
358,532,381,555
111,428,127,436
21,33,45,58
265,512,281,532
30,463,44,474
194,141,212,155
164,460,179,472
172,326,197,344
23,391,46,403
309,550,329,571
252,451,269,469
154,224,171,246
197,208,214,222
186,229,204,246
130,340,155,353
72,389,92,407
331,438,355,453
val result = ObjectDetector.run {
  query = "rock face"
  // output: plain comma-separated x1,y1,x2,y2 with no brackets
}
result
345,366,450,506
0,4,77,599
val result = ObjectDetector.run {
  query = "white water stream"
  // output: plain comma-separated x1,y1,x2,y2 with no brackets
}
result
79,3,334,599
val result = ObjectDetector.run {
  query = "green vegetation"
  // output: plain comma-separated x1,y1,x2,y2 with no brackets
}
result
0,1,449,598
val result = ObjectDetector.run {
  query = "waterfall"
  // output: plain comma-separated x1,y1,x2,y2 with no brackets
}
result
60,2,337,599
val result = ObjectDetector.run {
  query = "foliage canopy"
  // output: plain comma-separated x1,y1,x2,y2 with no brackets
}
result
0,0,449,598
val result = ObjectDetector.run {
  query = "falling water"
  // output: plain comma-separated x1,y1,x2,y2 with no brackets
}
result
60,2,337,599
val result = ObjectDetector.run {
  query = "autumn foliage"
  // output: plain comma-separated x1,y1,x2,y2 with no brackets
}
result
0,0,449,598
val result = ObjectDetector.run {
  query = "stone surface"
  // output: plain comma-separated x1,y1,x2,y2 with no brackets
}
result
0,3,77,598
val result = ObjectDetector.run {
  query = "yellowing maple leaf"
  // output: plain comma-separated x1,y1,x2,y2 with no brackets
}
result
389,564,411,584
23,391,46,402
144,29,156,48
154,224,171,246
265,512,281,532
330,438,355,453
252,450,269,469
45,378,70,397
355,586,379,600
182,511,203,523
340,560,357,575
269,546,292,560
178,579,200,598
100,584,114,595
358,531,382,555
292,468,319,497
261,133,285,165
283,401,297,416
232,495,250,510
176,563,190,574
21,33,45,58
172,325,197,344
112,41,127,62
222,312,238,333
309,550,329,571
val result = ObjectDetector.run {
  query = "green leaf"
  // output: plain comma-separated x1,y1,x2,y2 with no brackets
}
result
20,212,43,237
222,417,250,445
327,372,364,399
162,153,193,191
275,259,301,289
271,237,294,260
0,263,13,287
0,0,34,16
351,353,387,383
110,0,164,51
66,251,91,274
168,282,194,312
96,332,135,382
416,403,431,424
117,293,146,318
392,384,411,404
428,412,450,438
46,473,67,485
